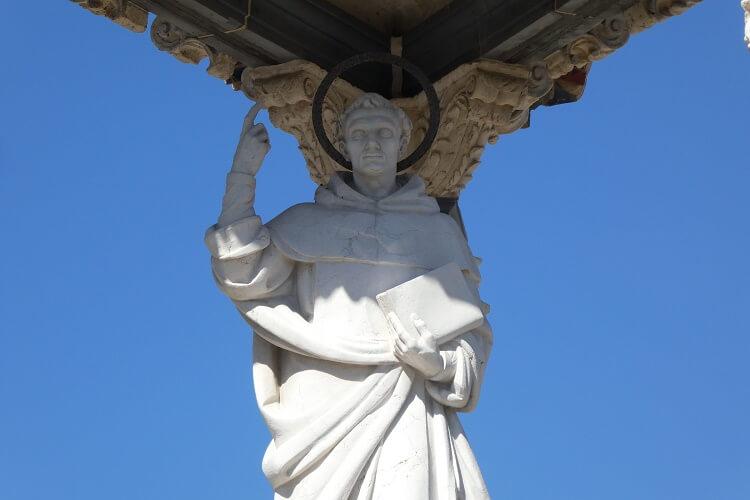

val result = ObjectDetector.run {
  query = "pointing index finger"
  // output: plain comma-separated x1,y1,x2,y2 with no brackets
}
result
243,102,263,128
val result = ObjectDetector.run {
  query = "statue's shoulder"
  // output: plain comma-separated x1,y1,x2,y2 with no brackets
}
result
267,201,335,232
265,201,369,263
269,201,318,223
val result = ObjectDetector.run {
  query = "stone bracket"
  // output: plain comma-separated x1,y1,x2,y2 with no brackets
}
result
70,0,148,33
150,17,240,81
242,59,552,198
545,0,702,79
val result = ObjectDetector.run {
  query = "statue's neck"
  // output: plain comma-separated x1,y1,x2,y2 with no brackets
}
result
352,172,398,201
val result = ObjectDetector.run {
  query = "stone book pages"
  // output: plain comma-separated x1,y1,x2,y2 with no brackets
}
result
376,263,484,345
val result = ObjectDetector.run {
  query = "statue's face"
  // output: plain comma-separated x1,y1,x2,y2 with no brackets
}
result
343,108,401,180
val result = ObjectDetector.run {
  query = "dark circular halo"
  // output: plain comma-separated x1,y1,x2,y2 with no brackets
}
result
311,52,440,172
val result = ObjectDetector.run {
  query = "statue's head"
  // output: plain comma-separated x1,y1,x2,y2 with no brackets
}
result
340,93,412,180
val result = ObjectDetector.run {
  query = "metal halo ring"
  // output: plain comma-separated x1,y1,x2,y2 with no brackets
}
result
312,52,440,172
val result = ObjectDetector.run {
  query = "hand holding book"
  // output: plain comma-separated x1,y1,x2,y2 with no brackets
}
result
376,263,485,346
386,312,444,379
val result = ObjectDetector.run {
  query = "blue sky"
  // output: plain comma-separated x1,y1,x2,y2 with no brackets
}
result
1,2,748,499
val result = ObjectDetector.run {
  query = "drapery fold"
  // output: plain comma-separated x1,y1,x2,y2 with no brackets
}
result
209,174,492,499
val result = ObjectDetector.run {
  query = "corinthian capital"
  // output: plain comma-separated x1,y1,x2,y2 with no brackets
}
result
241,60,551,198
396,61,551,197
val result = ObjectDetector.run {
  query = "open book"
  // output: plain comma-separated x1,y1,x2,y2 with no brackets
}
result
376,263,484,345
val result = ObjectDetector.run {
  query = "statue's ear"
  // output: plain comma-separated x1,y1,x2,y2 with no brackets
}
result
399,134,409,159
339,139,350,161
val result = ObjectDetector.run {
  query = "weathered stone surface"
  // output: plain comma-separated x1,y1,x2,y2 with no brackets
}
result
242,59,551,198
70,0,147,32
207,95,492,498
70,0,705,196
150,17,239,81
547,0,703,79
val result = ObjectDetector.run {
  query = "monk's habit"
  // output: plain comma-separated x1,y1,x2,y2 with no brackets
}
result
206,173,493,500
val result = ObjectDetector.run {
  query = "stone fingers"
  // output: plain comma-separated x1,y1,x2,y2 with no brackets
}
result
387,312,419,353
242,102,262,130
249,124,269,142
410,314,432,339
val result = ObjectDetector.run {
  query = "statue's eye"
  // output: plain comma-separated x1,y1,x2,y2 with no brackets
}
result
379,128,394,138
350,130,365,140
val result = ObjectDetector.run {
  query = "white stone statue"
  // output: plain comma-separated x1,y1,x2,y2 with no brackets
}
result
206,94,493,499
743,0,750,50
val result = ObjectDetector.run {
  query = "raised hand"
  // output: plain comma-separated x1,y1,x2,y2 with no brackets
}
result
387,312,444,379
231,103,270,176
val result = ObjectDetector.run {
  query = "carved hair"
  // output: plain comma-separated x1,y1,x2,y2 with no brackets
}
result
339,93,413,158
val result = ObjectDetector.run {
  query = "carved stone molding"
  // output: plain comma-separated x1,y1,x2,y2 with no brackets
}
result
150,17,239,81
70,0,147,33
547,14,631,80
626,0,703,35
242,59,551,198
546,0,702,79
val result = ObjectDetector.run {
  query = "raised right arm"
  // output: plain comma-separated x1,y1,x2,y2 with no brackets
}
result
205,104,295,302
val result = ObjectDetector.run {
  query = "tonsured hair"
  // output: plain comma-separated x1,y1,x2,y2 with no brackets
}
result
339,93,413,159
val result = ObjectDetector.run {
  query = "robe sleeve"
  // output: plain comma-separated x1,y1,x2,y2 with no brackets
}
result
426,322,492,413
205,171,295,302
425,261,493,413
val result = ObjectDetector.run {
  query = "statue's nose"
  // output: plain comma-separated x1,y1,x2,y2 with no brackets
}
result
363,136,381,151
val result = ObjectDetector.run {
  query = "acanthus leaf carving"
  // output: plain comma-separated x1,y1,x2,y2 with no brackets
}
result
396,60,551,197
242,59,551,198
241,61,362,185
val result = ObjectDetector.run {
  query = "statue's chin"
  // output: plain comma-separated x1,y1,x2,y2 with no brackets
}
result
355,161,394,178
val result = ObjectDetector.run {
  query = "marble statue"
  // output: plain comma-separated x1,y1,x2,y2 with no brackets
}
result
206,93,493,499
744,0,750,50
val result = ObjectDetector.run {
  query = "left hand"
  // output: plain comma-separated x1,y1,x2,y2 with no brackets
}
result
387,312,443,378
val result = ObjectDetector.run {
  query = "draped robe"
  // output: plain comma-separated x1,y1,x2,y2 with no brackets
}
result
206,174,492,499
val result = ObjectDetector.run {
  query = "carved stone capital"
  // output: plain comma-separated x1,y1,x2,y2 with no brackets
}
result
242,59,551,198
70,0,147,33
150,18,239,81
241,61,362,184
396,60,551,197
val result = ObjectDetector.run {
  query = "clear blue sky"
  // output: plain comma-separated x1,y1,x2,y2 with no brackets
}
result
1,3,748,499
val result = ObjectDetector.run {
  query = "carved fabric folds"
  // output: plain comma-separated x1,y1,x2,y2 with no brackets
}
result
206,174,492,499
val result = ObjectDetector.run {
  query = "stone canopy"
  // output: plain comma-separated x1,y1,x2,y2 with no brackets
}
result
72,0,703,199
